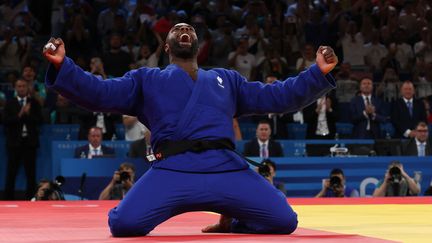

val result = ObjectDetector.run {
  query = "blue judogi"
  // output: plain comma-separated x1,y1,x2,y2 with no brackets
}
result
46,57,335,236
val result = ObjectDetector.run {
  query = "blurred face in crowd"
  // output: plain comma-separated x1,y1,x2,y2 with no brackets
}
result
139,44,151,59
415,123,429,143
109,34,122,50
256,123,271,142
90,57,104,72
360,78,373,96
22,66,36,82
15,79,29,98
88,128,103,148
401,82,415,100
165,23,199,59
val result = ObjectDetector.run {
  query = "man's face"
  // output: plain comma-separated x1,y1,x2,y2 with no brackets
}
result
15,80,29,98
360,78,373,95
401,82,415,99
22,67,35,82
88,128,102,148
416,125,429,143
256,123,271,141
165,23,199,59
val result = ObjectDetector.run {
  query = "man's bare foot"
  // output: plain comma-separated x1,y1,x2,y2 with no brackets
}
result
201,215,232,233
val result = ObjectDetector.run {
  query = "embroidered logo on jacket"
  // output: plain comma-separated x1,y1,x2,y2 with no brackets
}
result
217,76,225,88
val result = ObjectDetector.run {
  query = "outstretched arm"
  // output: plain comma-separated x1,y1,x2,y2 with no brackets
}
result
235,46,338,116
43,38,142,115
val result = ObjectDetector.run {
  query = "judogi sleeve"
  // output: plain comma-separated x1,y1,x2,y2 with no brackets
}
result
45,57,143,116
233,64,336,116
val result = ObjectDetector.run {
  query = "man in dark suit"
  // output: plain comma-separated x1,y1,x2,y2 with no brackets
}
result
3,79,43,200
243,120,284,158
350,77,386,138
74,127,115,158
402,122,432,156
391,81,427,138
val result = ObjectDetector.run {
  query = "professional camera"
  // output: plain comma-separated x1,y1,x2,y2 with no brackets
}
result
118,171,131,183
258,163,271,178
39,176,65,200
389,166,402,183
329,176,342,189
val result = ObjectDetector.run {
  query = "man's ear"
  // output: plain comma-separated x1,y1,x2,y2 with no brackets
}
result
164,43,169,54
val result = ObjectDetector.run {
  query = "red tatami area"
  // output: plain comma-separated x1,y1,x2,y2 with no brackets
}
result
1,198,424,243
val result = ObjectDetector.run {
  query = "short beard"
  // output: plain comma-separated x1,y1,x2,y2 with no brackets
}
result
168,38,199,59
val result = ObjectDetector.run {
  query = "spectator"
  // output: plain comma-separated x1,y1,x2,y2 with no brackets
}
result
295,43,316,72
210,16,235,67
0,27,20,73
31,178,64,201
50,94,82,124
316,168,359,198
99,162,136,200
74,127,115,159
102,32,133,77
96,0,127,39
135,31,163,68
373,161,420,197
350,78,386,139
78,109,121,141
123,115,148,142
375,67,401,102
391,81,427,138
334,62,360,103
243,120,284,158
339,20,365,66
128,131,152,159
3,79,43,200
401,122,432,156
303,94,337,156
90,57,109,79
393,27,414,72
228,36,256,80
258,159,287,195
364,29,388,72
21,65,46,106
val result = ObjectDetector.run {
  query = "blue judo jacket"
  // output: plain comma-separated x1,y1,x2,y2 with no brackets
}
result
46,57,335,172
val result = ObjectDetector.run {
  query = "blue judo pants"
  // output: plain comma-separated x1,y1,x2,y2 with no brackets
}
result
108,167,298,236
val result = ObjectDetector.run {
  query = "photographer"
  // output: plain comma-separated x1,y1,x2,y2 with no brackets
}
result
258,159,287,195
373,161,420,197
99,162,136,200
31,178,64,201
316,168,359,198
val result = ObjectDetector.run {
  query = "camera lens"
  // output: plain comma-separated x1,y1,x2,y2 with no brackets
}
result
329,176,342,189
389,166,402,183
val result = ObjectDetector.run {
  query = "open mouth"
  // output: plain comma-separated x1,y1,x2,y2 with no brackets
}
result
178,33,192,47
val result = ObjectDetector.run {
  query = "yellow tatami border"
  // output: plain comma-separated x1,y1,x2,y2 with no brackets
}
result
294,204,432,243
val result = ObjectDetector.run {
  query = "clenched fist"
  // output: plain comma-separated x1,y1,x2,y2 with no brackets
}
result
42,37,66,70
315,46,338,75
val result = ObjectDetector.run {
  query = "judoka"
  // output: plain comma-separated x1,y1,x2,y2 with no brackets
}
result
43,23,338,236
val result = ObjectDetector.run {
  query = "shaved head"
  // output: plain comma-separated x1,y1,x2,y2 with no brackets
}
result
165,23,199,59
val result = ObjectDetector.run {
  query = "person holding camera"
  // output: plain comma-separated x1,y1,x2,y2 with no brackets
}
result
31,178,64,201
99,162,136,200
373,161,420,197
316,168,359,198
258,159,287,195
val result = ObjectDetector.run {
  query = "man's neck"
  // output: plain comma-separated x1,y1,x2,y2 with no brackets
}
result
171,57,199,80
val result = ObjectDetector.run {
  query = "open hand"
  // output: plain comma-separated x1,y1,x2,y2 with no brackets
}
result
42,37,66,70
316,46,338,75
